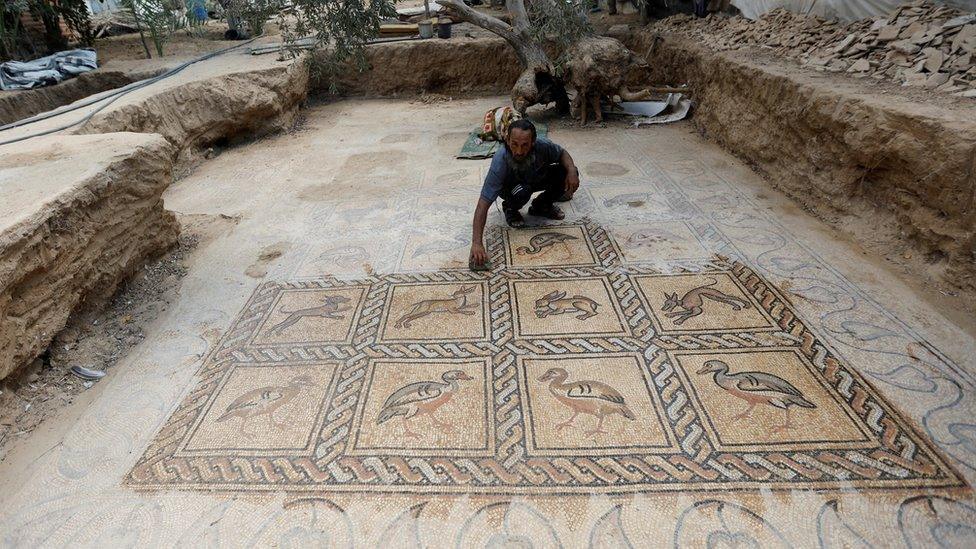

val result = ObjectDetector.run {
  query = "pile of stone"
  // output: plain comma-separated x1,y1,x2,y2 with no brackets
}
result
654,1,976,98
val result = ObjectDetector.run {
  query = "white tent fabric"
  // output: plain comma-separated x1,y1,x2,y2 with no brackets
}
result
731,0,975,21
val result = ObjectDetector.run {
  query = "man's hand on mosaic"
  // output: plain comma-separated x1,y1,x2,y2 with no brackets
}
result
564,168,580,197
470,243,489,266
561,150,580,201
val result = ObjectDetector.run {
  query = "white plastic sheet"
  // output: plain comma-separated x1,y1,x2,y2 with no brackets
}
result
0,49,98,91
731,0,975,22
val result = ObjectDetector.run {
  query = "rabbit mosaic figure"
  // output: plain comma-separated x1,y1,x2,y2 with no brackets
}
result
395,285,479,329
268,295,352,335
661,277,751,325
534,291,600,320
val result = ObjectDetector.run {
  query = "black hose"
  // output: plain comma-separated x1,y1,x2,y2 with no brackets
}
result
0,37,260,147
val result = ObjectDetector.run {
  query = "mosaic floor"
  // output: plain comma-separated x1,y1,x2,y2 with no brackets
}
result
128,220,963,495
2,98,974,546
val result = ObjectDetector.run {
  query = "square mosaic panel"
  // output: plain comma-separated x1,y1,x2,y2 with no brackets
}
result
127,221,965,494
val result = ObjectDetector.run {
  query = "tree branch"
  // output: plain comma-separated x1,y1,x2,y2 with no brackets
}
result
439,0,550,69
507,0,531,32
438,0,516,43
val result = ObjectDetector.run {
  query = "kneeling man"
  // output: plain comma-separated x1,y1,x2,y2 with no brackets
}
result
469,119,580,266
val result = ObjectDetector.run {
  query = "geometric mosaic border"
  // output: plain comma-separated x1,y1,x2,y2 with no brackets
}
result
126,220,965,494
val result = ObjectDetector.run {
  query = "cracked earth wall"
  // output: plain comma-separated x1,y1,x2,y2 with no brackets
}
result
326,37,520,97
76,60,310,169
629,31,976,295
0,56,310,381
0,134,178,380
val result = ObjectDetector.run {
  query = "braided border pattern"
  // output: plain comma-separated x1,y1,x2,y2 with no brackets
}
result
125,222,963,493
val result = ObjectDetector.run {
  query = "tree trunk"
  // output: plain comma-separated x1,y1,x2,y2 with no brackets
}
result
440,0,649,121
440,0,568,114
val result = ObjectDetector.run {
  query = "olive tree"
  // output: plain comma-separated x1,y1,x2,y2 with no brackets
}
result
439,0,651,122
277,0,396,82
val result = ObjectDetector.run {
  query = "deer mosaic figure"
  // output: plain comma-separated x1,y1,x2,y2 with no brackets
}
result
268,295,352,335
661,277,751,325
394,285,479,329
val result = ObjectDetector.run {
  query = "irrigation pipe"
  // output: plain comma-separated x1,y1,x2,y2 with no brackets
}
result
0,37,259,147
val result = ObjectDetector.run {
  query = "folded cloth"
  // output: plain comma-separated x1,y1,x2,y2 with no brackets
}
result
457,122,549,160
0,49,98,91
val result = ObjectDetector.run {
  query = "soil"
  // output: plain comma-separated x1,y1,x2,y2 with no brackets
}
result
1,13,975,505
0,213,236,463
0,71,136,127
1,88,974,541
628,29,976,315
330,33,519,97
0,23,259,129
93,25,239,65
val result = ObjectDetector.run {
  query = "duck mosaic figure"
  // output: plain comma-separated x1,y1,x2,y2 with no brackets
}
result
215,375,315,433
696,359,816,433
377,370,473,439
538,367,636,435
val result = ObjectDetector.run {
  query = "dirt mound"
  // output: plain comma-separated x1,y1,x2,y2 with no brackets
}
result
654,1,975,97
0,71,136,127
631,30,976,306
0,133,179,381
77,60,310,169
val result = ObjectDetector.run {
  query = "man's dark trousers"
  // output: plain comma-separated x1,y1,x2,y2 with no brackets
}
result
502,163,567,213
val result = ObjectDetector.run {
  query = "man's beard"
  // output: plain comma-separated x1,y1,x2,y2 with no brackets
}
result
509,152,533,171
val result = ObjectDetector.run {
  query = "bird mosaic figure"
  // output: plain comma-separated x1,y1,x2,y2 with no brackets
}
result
411,233,468,259
215,375,315,435
316,246,368,269
626,227,681,249
537,367,636,435
696,359,816,433
376,370,473,439
516,231,578,259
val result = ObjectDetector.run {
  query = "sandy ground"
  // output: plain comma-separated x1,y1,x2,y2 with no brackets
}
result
0,39,292,145
0,97,974,545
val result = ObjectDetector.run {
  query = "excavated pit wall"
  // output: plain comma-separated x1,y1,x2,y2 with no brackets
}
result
0,134,179,380
0,56,310,381
76,59,310,170
4,31,974,381
325,37,520,97
0,71,136,127
629,31,976,294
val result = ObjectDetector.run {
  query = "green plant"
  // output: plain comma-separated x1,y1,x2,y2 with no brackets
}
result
122,0,188,57
55,0,96,46
277,0,397,90
1,0,30,60
1,0,95,61
230,0,282,37
527,0,593,51
28,0,68,52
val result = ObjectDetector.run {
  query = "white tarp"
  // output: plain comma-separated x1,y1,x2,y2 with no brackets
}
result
731,0,975,21
0,49,98,91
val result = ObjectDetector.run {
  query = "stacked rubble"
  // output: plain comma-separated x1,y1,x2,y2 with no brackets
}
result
654,1,976,97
